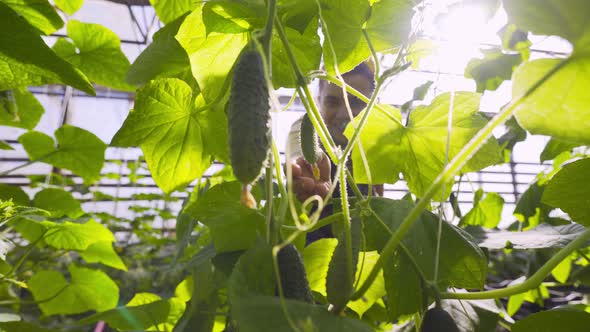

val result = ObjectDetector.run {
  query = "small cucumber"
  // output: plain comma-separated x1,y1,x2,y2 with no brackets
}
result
299,113,321,180
277,243,314,303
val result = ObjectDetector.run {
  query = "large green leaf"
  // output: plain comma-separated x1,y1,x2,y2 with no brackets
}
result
41,219,115,251
277,0,317,34
542,158,590,226
303,238,338,296
232,295,373,332
78,300,172,330
513,57,590,145
465,48,523,92
202,1,264,35
460,189,504,228
79,241,127,271
13,218,114,252
272,21,321,88
33,188,83,218
198,0,321,88
176,4,248,103
150,0,198,24
53,20,135,91
382,248,422,320
111,78,222,193
2,0,63,35
441,298,501,332
503,0,590,53
28,265,119,316
512,309,590,332
127,14,196,87
513,182,549,229
540,138,581,162
123,293,185,331
0,2,94,94
54,0,84,15
228,240,275,299
183,182,265,253
174,261,219,332
0,322,60,332
19,125,106,183
0,88,44,129
365,198,487,319
345,92,501,199
321,0,413,74
0,183,30,206
466,223,586,249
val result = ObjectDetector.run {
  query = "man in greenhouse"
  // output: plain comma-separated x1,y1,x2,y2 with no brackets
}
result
287,61,383,241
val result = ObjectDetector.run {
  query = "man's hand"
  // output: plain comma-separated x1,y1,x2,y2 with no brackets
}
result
290,152,331,202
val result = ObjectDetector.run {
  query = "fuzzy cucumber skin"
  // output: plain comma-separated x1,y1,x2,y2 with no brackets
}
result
300,113,321,165
420,307,460,332
227,48,271,185
277,244,315,304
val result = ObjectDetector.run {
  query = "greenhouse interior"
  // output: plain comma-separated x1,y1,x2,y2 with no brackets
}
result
0,0,589,331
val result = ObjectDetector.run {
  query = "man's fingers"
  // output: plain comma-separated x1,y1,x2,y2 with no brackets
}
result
318,152,331,182
294,177,315,193
291,162,303,177
315,182,330,198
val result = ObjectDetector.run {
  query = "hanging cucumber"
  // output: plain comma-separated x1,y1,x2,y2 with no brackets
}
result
420,307,460,332
277,243,314,303
227,43,271,208
300,113,322,180
326,216,362,310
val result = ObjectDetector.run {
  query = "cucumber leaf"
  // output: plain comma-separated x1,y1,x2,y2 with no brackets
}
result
19,125,106,183
53,20,135,91
0,2,94,94
28,266,119,316
345,92,501,200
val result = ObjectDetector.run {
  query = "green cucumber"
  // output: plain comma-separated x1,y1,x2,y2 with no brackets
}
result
300,113,321,165
277,243,314,303
420,307,460,332
227,45,270,186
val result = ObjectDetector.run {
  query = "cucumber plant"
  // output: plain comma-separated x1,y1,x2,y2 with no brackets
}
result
0,0,590,331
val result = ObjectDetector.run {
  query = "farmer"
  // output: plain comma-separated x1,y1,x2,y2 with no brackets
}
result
286,61,383,241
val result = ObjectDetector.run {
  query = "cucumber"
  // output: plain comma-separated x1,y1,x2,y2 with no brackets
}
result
300,113,321,165
326,217,362,310
420,307,460,332
277,243,314,303
227,45,270,187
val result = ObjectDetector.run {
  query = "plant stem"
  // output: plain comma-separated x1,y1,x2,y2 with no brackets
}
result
442,226,590,300
280,212,345,233
362,29,380,79
265,164,276,245
262,0,277,67
297,84,338,162
0,284,69,306
0,160,37,177
345,169,364,200
350,58,571,301
5,234,45,278
330,168,353,315
340,78,383,166
274,18,338,162
272,140,287,199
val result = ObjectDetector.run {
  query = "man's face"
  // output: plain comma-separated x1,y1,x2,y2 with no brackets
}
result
319,73,373,146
